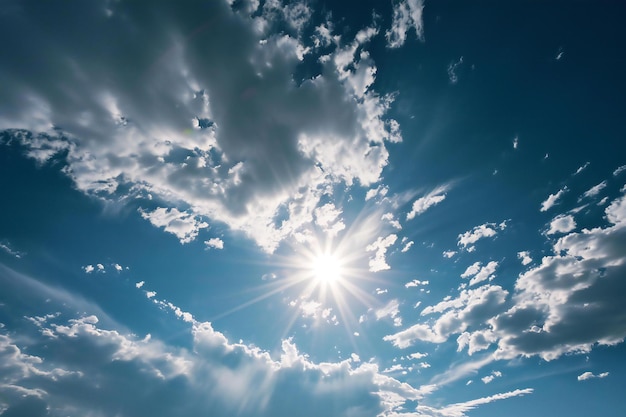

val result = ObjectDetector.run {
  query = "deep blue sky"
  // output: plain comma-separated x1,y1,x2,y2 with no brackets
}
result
1,1,626,416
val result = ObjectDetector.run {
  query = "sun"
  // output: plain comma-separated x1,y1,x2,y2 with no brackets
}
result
312,253,343,284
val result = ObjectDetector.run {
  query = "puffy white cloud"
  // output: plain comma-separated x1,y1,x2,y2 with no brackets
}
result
82,265,94,274
406,186,448,220
546,214,576,235
443,250,457,258
540,186,568,212
315,203,346,236
492,193,626,361
205,237,225,250
140,208,209,244
517,251,532,266
366,234,398,272
481,370,502,384
457,222,504,252
513,136,519,149
386,285,508,348
405,279,429,288
135,281,145,288
0,0,401,253
386,0,425,48
577,371,609,381
460,261,498,286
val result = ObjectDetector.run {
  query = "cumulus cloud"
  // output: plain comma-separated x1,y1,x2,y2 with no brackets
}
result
0,0,402,253
405,279,429,288
481,370,502,384
385,284,508,348
204,237,224,250
460,261,498,286
140,208,209,244
546,214,576,235
457,222,504,252
517,251,532,265
443,250,457,258
366,234,398,272
386,0,425,48
540,187,568,212
406,186,448,220
492,193,626,360
1,262,458,417
577,371,609,381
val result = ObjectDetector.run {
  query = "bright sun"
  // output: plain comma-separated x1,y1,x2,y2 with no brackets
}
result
312,253,342,284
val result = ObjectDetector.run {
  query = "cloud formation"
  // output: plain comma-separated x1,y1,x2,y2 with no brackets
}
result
386,0,425,48
0,0,401,253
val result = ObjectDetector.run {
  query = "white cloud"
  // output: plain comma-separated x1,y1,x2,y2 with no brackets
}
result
401,240,414,252
517,251,532,265
406,186,448,220
386,0,425,48
405,279,429,288
0,1,402,253
113,263,123,272
386,284,508,348
365,185,389,201
366,234,398,272
577,371,609,381
416,388,533,417
613,165,626,176
513,136,519,149
443,250,457,258
458,222,503,252
375,299,403,327
492,193,626,361
574,162,590,175
382,212,402,230
135,281,145,288
146,291,157,299
540,186,568,212
140,208,209,244
314,203,346,236
0,241,23,258
204,237,224,250
546,214,576,235
83,265,94,274
581,181,607,199
447,57,464,84
481,370,502,384
290,298,338,325
461,261,498,286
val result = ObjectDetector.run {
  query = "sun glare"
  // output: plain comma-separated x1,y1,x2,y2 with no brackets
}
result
312,253,342,284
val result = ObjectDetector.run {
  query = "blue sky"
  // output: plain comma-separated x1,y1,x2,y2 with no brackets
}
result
1,1,625,416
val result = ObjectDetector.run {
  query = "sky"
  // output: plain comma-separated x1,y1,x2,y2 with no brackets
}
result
1,0,626,416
